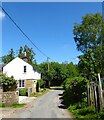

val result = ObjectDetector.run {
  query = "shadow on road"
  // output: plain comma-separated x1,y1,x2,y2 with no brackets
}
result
51,87,63,90
58,92,67,110
58,104,67,109
58,93,63,96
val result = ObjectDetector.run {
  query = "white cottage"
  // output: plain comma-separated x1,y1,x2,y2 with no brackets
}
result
3,57,41,93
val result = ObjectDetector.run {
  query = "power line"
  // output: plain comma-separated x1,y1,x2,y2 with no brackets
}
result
0,6,53,61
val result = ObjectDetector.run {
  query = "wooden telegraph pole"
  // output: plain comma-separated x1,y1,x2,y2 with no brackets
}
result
47,57,50,88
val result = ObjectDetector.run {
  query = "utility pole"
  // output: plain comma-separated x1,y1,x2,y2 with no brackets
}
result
47,57,50,72
47,57,50,88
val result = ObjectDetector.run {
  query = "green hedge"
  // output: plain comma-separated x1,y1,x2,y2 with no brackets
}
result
19,88,28,96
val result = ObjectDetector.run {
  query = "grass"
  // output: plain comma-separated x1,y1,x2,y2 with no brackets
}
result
0,103,26,108
67,102,104,120
11,103,26,108
30,88,50,97
50,86,63,88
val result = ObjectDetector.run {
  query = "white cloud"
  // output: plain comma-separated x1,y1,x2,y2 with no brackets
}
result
0,10,5,19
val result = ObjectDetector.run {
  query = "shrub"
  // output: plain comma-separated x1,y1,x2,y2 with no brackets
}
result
38,79,46,88
77,106,95,116
63,76,88,105
98,111,104,120
68,104,97,119
19,88,28,96
68,102,87,111
0,74,17,92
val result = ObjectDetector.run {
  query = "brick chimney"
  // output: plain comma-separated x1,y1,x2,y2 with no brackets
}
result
22,52,28,62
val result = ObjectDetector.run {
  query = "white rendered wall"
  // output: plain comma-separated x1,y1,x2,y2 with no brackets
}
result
3,57,41,80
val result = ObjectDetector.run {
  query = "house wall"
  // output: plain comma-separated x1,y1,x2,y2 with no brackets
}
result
25,79,37,93
3,57,41,80
3,57,41,94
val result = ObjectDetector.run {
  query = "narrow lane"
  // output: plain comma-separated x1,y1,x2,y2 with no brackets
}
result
11,88,73,118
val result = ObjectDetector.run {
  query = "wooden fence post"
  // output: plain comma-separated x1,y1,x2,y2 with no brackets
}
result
87,84,91,106
98,73,104,109
93,82,97,110
96,85,100,113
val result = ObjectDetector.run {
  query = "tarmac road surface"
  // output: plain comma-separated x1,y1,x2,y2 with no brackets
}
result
6,88,74,118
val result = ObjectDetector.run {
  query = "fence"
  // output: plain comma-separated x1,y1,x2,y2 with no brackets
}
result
87,78,104,112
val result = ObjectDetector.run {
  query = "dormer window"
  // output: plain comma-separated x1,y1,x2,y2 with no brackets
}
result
24,66,26,73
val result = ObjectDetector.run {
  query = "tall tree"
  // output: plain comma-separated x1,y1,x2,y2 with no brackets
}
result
18,45,36,65
78,49,97,81
2,48,15,64
1,45,36,65
73,13,103,53
73,13,104,79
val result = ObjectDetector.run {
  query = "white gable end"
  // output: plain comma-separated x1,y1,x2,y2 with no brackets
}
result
3,57,41,80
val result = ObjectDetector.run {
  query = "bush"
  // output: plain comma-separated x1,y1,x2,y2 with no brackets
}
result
19,88,28,96
63,76,88,105
68,104,97,119
68,102,87,111
77,106,95,115
38,79,46,88
98,111,104,120
0,74,17,92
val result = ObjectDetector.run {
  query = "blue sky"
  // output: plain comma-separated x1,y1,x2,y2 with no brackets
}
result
1,2,102,64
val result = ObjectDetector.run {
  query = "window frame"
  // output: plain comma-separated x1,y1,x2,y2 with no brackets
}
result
18,80,25,88
24,66,27,73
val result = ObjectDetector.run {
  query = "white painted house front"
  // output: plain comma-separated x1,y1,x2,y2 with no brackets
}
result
3,57,41,93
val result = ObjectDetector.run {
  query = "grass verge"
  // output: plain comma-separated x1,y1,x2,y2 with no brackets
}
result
0,103,26,108
30,88,50,97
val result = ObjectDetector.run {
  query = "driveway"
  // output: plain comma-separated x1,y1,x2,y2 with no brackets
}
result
19,96,36,104
2,88,74,118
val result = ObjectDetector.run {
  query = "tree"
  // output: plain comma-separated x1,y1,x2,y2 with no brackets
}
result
38,62,55,87
94,46,104,77
2,49,15,64
18,46,23,58
73,13,103,53
78,49,97,81
38,61,79,87
73,13,104,79
1,45,36,65
18,45,36,65
66,62,79,78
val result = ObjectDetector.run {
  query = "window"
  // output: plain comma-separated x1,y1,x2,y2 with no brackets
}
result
24,66,26,73
19,80,24,87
